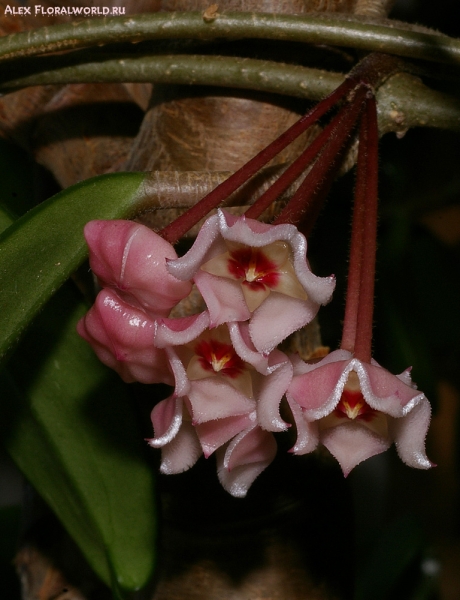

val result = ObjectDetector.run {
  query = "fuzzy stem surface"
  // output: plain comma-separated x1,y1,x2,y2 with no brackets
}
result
353,95,379,363
273,85,368,227
340,102,371,354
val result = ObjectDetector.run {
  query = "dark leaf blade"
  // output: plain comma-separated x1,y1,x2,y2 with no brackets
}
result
0,171,147,363
0,284,157,591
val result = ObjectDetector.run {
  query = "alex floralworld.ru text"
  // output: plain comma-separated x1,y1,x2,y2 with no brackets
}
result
4,5,126,16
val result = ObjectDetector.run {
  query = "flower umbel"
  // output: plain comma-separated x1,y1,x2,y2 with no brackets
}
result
77,57,434,496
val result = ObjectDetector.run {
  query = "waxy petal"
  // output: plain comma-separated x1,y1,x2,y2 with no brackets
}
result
187,378,256,424
158,420,202,475
217,425,277,498
147,396,202,474
321,421,391,476
228,321,273,375
194,270,251,326
148,395,183,447
76,289,172,385
291,349,352,376
195,413,255,458
392,398,432,469
286,398,319,455
154,312,210,348
249,293,322,354
166,213,224,281
362,362,425,416
256,350,294,432
84,220,192,315
287,356,351,418
164,346,190,398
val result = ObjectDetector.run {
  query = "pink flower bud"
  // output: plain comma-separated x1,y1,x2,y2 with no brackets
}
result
77,289,173,385
84,220,192,316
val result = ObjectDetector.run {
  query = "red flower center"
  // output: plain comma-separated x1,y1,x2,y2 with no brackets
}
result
194,339,246,379
227,247,280,292
334,389,377,422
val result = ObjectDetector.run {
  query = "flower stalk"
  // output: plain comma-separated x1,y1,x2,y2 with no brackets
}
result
341,93,379,363
160,53,401,244
272,85,368,228
159,78,356,244
245,87,365,222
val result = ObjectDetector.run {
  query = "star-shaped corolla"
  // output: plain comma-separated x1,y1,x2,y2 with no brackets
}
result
155,318,257,428
148,396,277,498
202,241,308,313
148,320,261,485
149,316,290,495
167,210,335,354
285,349,433,475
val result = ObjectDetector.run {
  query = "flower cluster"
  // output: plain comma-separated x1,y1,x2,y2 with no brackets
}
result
78,75,433,496
77,210,432,497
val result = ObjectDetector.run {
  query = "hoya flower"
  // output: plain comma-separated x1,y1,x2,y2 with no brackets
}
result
167,209,335,354
285,349,432,475
84,219,192,316
77,288,173,385
154,314,293,431
149,315,291,495
148,395,277,498
155,317,257,428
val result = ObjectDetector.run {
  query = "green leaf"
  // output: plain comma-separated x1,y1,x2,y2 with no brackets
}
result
0,284,157,591
0,171,147,363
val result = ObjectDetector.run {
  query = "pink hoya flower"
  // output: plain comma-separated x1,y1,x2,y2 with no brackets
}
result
84,220,192,316
148,314,291,495
148,395,277,498
154,313,293,430
77,288,173,385
285,349,432,475
167,209,335,354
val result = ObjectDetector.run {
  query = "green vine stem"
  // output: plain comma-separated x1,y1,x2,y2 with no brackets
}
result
1,54,459,133
1,12,460,66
